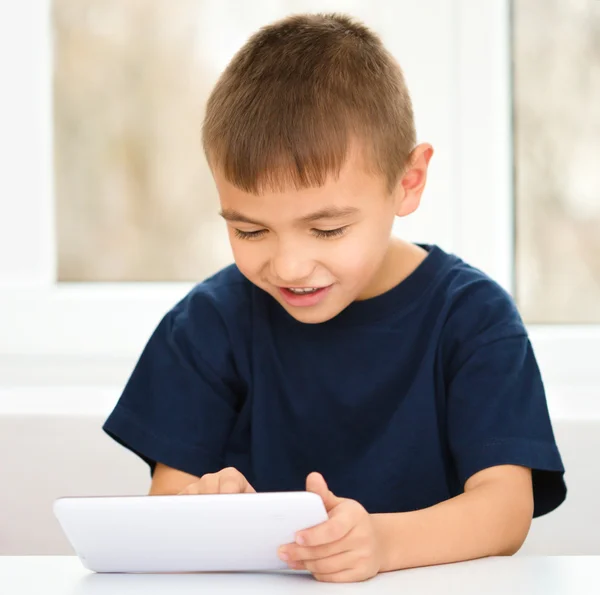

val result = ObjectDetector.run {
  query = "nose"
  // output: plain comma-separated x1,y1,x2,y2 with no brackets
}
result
270,241,315,285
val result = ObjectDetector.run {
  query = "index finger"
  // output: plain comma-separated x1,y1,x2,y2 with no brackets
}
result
296,508,354,547
219,476,246,494
219,469,256,494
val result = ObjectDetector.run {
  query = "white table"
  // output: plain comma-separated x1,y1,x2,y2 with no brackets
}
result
1,556,598,594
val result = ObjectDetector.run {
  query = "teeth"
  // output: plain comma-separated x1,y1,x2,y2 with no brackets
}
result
287,287,319,295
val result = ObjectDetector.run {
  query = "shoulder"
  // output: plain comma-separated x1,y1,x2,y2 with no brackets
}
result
442,255,524,337
174,264,254,325
162,264,257,365
429,248,527,366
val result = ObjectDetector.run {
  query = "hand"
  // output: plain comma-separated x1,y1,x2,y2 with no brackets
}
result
278,472,382,583
178,467,256,495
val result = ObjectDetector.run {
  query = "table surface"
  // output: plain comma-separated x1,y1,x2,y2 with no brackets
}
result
1,556,599,594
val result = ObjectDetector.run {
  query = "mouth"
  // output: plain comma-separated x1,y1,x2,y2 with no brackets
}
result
285,287,322,295
278,285,333,307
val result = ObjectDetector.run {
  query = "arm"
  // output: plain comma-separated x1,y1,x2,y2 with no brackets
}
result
102,288,247,491
373,464,534,572
149,463,202,495
281,466,533,582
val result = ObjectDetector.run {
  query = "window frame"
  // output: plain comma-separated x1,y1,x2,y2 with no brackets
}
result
453,0,600,400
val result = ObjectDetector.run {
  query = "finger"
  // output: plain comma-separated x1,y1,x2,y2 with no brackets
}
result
305,472,342,512
302,550,361,576
178,480,205,495
219,468,256,494
282,522,367,562
295,513,350,547
313,568,373,584
296,501,360,546
279,539,349,562
219,475,245,494
197,473,220,494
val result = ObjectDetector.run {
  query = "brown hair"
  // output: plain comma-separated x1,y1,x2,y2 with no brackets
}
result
202,13,416,194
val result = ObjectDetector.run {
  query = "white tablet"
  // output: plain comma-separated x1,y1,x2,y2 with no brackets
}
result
53,492,328,573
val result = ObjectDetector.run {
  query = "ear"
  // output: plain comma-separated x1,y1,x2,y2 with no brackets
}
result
395,143,434,217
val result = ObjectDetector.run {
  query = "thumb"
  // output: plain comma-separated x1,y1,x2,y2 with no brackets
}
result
306,472,341,512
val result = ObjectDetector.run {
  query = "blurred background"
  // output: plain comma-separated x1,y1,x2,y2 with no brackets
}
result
0,0,599,558
513,0,600,322
51,0,600,322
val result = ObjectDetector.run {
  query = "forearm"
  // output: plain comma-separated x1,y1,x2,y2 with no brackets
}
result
149,463,202,495
372,479,533,572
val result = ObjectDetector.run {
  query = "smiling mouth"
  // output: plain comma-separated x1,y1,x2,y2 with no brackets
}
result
285,287,323,295
277,284,333,307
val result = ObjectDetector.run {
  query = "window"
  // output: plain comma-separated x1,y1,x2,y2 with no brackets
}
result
52,0,457,283
53,0,231,282
513,0,600,324
452,0,599,403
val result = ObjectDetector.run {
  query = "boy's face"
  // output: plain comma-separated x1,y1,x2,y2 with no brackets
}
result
214,144,432,324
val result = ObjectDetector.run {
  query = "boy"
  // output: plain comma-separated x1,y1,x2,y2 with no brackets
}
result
103,13,566,583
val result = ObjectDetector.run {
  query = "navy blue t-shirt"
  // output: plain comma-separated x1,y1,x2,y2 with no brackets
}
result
103,245,566,517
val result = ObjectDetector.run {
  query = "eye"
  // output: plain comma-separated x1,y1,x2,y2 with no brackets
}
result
234,228,268,240
312,226,348,239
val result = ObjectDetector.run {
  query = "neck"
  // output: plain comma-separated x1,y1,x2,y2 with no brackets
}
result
357,238,428,300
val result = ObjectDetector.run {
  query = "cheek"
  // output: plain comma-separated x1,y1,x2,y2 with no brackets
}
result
230,240,266,278
333,223,392,277
334,244,383,280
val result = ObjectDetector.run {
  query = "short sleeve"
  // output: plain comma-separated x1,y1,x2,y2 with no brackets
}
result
446,334,566,517
103,290,245,478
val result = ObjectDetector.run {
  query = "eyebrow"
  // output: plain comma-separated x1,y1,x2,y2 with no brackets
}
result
219,206,360,226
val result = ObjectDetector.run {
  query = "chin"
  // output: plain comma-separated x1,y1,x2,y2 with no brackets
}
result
279,300,349,324
284,309,335,324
